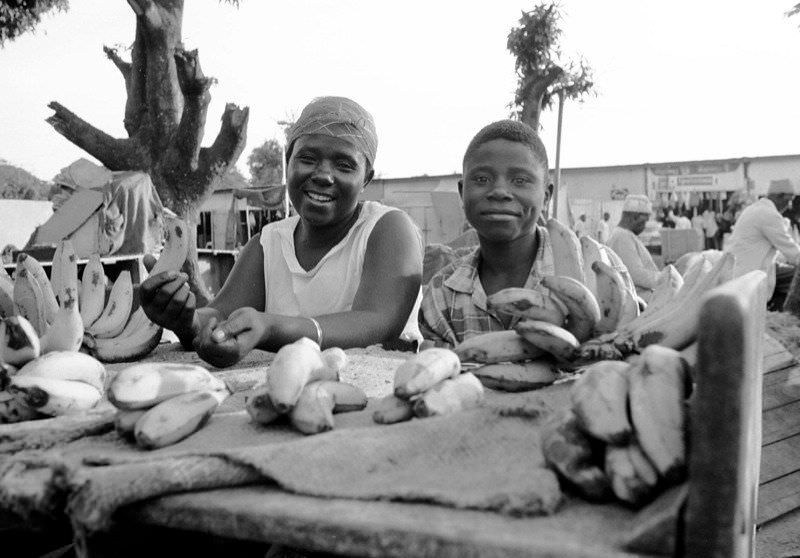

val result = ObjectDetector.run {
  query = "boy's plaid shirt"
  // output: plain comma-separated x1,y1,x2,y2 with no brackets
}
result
419,226,555,348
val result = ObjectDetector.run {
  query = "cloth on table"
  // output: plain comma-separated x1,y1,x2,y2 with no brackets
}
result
0,354,572,534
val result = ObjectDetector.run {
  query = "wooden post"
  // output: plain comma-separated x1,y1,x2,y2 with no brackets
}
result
782,264,800,316
552,90,565,221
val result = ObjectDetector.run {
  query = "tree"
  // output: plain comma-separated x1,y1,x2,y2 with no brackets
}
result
247,138,283,188
507,2,595,131
0,0,68,45
1,1,248,306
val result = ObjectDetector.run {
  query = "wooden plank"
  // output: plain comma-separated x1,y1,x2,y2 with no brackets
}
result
124,487,645,558
685,271,766,558
763,368,800,412
762,400,800,445
759,433,800,484
758,471,800,525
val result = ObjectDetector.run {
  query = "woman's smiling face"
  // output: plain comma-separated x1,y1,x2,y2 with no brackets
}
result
287,134,370,228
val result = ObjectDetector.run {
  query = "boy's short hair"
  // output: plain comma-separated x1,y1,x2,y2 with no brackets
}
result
463,119,549,173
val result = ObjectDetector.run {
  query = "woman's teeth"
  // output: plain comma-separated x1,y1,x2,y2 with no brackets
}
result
307,191,334,202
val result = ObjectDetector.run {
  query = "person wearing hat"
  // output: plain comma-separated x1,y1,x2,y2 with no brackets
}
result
724,179,800,310
140,96,424,367
607,194,661,302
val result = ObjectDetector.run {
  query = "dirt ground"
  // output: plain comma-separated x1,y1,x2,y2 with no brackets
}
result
757,311,800,558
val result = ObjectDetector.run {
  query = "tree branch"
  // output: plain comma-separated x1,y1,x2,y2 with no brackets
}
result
203,104,250,177
46,102,146,171
173,48,214,170
103,46,132,85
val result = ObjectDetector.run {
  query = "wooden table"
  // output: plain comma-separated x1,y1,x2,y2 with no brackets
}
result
68,271,771,558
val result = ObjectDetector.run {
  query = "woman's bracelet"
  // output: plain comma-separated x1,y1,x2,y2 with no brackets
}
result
307,317,323,347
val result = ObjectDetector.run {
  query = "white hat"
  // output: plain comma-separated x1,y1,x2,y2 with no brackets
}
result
768,179,796,196
622,194,652,214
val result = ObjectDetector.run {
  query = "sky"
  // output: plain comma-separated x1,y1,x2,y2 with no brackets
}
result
1,0,800,182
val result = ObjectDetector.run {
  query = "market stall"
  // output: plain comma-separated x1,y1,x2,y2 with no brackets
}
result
0,271,774,557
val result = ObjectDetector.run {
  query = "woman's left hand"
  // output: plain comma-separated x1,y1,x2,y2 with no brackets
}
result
194,307,272,368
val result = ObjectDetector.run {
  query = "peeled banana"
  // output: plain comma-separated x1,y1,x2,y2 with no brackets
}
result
245,382,282,425
453,330,543,364
412,372,484,417
319,381,368,412
372,394,415,424
134,389,226,449
108,362,227,410
320,347,348,376
570,360,632,444
9,375,102,416
115,408,147,438
394,347,461,399
15,350,107,392
289,381,336,435
605,443,659,507
266,338,334,413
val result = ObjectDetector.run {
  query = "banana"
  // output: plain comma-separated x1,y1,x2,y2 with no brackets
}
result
412,372,484,417
0,390,45,423
592,260,630,334
87,307,163,363
540,275,602,343
0,268,15,318
0,315,41,366
134,389,225,449
570,360,632,444
80,254,107,328
628,345,690,481
372,394,415,424
600,244,637,298
289,381,335,435
320,347,347,377
87,270,133,339
626,439,660,488
513,319,579,362
394,347,461,399
49,241,63,302
635,265,683,322
605,444,658,507
13,263,47,335
9,375,102,416
453,330,544,364
486,287,566,326
15,350,107,392
472,359,558,392
115,408,147,439
579,235,611,300
18,253,58,327
546,218,585,284
108,361,227,410
540,409,613,501
148,214,190,276
266,338,335,413
245,382,282,425
626,253,734,351
317,381,368,412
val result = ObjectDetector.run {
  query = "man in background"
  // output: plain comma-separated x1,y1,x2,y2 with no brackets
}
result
574,213,589,237
607,195,661,302
725,179,800,310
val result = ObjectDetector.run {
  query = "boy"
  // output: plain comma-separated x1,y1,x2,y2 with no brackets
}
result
419,120,554,347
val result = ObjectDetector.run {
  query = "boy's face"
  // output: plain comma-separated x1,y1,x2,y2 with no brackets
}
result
459,138,550,243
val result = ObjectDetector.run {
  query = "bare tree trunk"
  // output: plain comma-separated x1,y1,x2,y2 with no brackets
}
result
519,65,564,130
45,0,248,307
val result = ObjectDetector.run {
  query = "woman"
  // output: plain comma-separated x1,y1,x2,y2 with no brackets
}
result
140,97,423,367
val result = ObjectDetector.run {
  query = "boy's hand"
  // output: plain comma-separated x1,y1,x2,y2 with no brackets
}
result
139,271,196,333
194,307,270,368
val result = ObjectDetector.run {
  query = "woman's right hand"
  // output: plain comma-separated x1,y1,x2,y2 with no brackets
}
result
139,271,197,336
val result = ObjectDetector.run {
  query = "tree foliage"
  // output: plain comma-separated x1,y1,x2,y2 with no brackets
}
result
507,2,595,129
0,161,52,200
247,138,283,188
0,0,68,46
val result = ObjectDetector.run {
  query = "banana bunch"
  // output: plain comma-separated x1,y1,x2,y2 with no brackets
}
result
372,348,484,424
5,351,106,418
107,361,230,449
576,250,734,361
542,344,691,507
245,340,367,434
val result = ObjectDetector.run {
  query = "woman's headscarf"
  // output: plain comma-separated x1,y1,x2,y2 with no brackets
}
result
286,96,378,166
